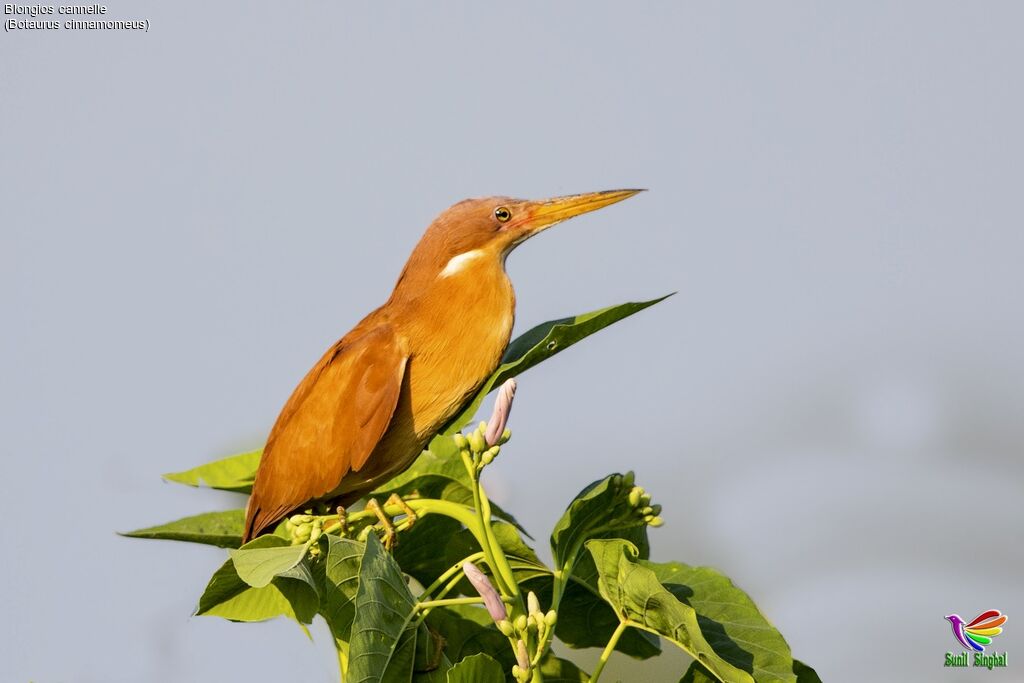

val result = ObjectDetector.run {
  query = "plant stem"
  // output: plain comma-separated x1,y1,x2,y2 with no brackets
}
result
417,596,490,610
476,482,520,599
419,551,486,599
334,638,348,683
589,622,627,683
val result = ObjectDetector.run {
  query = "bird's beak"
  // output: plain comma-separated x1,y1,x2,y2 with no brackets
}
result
511,189,645,241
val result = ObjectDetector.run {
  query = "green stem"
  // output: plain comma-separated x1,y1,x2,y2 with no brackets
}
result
461,450,516,598
417,596,490,610
477,482,520,599
419,551,486,600
588,621,628,683
334,638,348,683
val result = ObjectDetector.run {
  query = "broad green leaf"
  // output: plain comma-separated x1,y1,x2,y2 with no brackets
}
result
445,295,672,434
792,661,823,683
650,562,797,682
394,515,467,588
426,605,515,672
586,539,753,683
163,449,261,493
681,660,822,683
196,536,317,624
445,653,505,683
348,534,421,683
550,472,650,571
315,535,364,641
120,509,245,548
229,536,308,588
538,654,590,682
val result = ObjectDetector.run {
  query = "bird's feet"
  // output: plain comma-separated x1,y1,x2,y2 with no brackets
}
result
362,494,418,550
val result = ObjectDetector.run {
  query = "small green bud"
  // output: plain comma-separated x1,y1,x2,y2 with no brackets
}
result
647,515,664,527
309,526,322,543
641,506,654,516
512,665,524,681
500,428,512,444
611,473,624,489
481,450,496,466
290,513,313,524
544,609,558,626
628,486,643,507
467,430,486,454
649,503,662,516
623,471,636,488
497,619,515,637
514,614,528,633
640,492,652,507
453,433,468,450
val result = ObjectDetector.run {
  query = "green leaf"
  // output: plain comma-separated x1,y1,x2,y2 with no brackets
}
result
650,562,799,682
445,295,672,434
196,536,317,624
538,654,590,682
120,509,245,548
315,535,364,641
229,537,309,588
426,605,515,672
163,449,261,493
586,539,753,683
681,660,821,683
348,534,421,683
792,660,822,683
550,472,649,571
445,653,505,683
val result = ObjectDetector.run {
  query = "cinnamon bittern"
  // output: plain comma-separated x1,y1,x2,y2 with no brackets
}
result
243,189,643,542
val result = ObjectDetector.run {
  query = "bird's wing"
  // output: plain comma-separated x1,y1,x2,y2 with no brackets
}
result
243,324,409,540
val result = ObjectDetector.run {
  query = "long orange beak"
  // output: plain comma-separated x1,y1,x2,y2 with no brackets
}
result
512,189,645,238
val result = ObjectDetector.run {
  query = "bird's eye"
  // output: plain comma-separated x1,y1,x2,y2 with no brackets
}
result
494,206,512,222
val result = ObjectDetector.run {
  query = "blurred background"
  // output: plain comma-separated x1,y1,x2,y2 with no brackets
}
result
2,2,1021,681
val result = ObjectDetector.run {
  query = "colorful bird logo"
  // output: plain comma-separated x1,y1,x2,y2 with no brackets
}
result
945,610,1007,652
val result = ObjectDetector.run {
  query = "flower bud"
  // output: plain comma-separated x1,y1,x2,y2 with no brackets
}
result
467,430,487,454
516,639,530,669
640,492,652,507
485,379,517,447
647,515,664,527
453,433,468,450
623,471,636,488
544,609,558,626
514,614,528,633
649,503,662,516
527,591,541,617
512,665,525,681
461,561,507,623
628,486,643,507
497,619,515,637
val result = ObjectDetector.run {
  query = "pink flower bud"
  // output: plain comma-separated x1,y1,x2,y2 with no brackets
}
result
461,561,507,623
485,378,517,447
516,638,532,671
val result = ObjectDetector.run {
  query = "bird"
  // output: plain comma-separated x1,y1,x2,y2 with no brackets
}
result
945,610,1007,652
242,189,643,542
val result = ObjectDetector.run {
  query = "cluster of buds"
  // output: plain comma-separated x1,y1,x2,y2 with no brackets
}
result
610,471,663,527
501,591,557,682
461,562,556,683
628,482,663,527
285,512,324,555
454,379,515,474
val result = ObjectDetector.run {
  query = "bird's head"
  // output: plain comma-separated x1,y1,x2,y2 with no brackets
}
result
946,615,965,627
409,189,644,280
